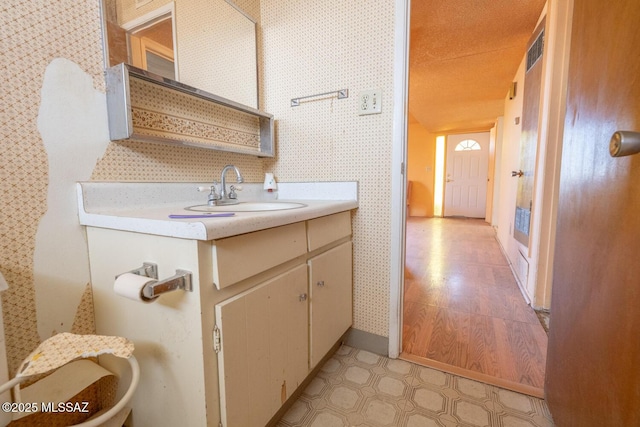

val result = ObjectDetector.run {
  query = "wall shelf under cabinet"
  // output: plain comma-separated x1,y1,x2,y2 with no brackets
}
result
104,63,275,157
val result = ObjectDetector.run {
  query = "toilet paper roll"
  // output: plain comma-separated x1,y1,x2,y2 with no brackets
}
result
114,273,158,303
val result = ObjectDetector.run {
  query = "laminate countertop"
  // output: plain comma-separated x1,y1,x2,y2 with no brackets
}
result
77,182,358,241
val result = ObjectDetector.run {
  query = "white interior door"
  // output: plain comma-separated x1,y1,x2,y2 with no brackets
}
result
444,132,490,218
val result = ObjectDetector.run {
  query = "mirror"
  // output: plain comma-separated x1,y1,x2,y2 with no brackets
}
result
100,0,259,108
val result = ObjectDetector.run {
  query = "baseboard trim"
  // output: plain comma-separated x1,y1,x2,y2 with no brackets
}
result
493,233,533,306
343,328,389,356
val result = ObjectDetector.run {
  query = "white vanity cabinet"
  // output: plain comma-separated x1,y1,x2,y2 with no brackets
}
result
213,211,352,426
85,210,352,427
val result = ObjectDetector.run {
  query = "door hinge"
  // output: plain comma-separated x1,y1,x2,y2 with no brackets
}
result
213,325,221,353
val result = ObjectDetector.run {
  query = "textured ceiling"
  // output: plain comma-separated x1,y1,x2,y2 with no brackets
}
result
409,0,546,133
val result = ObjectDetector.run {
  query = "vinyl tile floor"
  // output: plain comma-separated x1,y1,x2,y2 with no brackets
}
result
277,345,554,427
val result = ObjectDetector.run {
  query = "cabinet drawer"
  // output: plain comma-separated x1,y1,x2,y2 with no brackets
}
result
211,222,307,289
306,211,352,252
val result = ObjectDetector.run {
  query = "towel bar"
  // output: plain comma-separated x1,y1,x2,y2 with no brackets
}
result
291,89,348,107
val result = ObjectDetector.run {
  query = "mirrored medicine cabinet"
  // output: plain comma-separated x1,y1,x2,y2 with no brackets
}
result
99,0,274,157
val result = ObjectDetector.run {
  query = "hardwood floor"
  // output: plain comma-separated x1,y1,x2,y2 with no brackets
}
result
401,217,548,397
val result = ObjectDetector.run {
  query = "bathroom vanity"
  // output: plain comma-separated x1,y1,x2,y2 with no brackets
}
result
78,182,357,426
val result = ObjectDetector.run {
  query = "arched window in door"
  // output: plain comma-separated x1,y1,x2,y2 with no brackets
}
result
454,139,481,151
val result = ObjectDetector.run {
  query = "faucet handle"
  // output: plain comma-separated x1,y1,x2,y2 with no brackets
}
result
228,185,241,199
197,182,219,192
198,182,220,205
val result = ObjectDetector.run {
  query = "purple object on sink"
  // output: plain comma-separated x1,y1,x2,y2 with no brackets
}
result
169,213,235,219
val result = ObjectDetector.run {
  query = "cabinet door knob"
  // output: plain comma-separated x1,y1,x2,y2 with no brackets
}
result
317,280,325,287
299,293,308,301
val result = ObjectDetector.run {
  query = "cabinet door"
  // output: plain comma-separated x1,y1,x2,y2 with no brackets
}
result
308,241,353,368
215,264,308,427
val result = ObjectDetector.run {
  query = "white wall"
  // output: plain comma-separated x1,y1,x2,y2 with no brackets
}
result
34,59,111,340
490,117,504,227
495,58,532,299
496,1,568,310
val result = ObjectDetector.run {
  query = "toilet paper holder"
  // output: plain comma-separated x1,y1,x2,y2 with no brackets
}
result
119,262,193,299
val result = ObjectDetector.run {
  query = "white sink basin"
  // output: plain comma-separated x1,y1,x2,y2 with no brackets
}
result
185,202,307,212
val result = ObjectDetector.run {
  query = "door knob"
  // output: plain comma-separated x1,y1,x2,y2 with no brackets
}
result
610,131,640,157
511,170,524,177
446,178,454,182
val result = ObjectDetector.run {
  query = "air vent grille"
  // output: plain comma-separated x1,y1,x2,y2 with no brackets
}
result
526,30,544,72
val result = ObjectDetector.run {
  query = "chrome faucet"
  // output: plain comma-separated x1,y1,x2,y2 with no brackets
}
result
218,165,244,205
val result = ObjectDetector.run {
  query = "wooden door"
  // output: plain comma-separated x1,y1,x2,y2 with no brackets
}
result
444,132,490,218
215,264,308,427
308,242,353,368
545,1,640,425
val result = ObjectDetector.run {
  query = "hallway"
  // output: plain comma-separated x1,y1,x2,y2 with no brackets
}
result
401,218,547,397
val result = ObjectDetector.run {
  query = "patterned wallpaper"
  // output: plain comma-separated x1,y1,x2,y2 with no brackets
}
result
1,0,106,374
177,0,259,106
1,0,395,375
260,0,396,337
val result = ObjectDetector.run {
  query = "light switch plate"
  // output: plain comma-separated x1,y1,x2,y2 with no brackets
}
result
358,89,382,115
